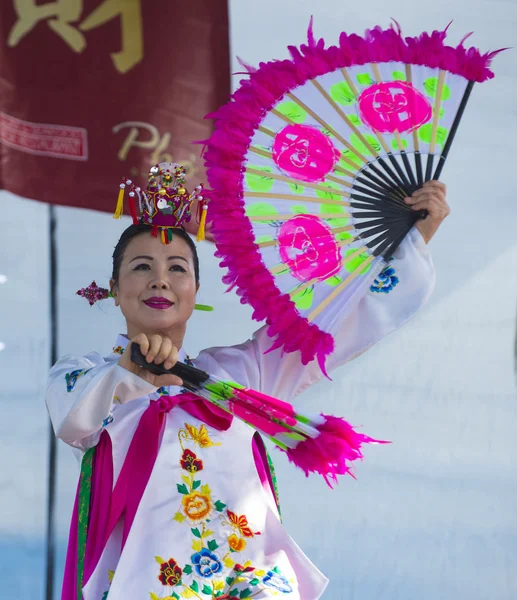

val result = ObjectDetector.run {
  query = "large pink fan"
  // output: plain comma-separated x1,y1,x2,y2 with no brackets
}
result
203,22,501,370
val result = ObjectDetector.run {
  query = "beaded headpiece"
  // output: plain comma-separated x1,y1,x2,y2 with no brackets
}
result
113,162,208,244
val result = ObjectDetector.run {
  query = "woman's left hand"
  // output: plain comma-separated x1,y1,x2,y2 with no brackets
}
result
405,181,450,244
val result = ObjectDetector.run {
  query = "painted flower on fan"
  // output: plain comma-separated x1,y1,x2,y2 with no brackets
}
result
227,534,246,552
182,492,211,521
158,558,182,587
370,264,399,294
180,449,204,473
262,569,293,593
191,548,222,578
226,510,260,538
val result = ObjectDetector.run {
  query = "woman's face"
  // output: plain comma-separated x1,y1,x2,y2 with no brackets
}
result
112,233,198,339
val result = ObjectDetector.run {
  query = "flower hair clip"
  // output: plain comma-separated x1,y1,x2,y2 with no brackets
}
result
76,280,213,312
76,281,112,306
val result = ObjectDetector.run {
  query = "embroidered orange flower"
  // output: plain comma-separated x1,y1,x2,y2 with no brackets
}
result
228,534,246,552
182,492,212,521
158,558,182,586
180,449,203,473
226,510,260,538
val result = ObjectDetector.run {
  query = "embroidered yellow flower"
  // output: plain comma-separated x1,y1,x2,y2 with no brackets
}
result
182,492,212,521
228,534,246,552
184,423,220,448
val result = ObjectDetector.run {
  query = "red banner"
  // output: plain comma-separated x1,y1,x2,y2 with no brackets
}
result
0,0,230,227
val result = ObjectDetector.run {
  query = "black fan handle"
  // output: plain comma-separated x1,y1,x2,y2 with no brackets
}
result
130,343,209,386
417,209,428,220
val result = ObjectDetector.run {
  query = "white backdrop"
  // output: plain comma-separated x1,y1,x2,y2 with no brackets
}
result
1,1,516,598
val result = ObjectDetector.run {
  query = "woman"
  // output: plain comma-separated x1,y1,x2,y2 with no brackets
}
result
46,163,448,600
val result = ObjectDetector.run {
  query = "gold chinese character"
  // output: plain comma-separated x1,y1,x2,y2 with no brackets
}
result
8,0,144,74
8,0,86,52
79,0,143,73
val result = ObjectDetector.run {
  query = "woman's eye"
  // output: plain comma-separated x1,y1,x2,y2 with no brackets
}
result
170,264,186,273
133,263,151,271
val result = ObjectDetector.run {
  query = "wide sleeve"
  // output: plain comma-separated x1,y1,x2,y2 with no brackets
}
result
45,352,157,451
196,227,434,402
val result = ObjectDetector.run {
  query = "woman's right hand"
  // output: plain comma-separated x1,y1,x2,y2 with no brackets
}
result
118,333,183,388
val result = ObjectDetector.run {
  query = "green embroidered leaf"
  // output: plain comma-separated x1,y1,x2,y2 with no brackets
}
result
177,483,189,495
215,593,223,598
229,591,238,598
226,576,235,586
191,527,202,539
102,592,109,600
272,566,281,573
240,590,253,599
215,500,227,512
249,578,260,586
207,539,219,551
172,594,180,600
183,564,193,575
202,584,212,595
190,580,199,593
192,480,201,490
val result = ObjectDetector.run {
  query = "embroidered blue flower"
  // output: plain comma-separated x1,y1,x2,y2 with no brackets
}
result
156,387,169,396
65,369,91,392
102,415,114,428
262,569,293,593
191,549,222,578
370,265,399,294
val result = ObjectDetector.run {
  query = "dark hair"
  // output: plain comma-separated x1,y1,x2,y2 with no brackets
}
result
111,224,200,284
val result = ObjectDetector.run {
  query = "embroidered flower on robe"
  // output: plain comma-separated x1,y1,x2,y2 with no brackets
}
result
180,449,204,473
182,492,212,521
65,369,91,392
262,569,293,593
370,264,399,294
227,534,246,552
157,557,183,587
226,510,260,538
191,548,223,578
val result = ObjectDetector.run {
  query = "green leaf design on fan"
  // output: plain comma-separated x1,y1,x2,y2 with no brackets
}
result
245,166,274,193
344,249,372,274
292,286,314,310
340,149,362,171
321,204,348,228
417,124,449,147
346,113,362,126
392,70,406,81
423,78,451,101
350,133,381,156
255,235,274,244
275,100,307,123
324,275,343,287
315,182,342,202
291,204,308,215
329,81,356,105
246,202,278,223
289,182,305,194
356,72,374,85
391,137,408,150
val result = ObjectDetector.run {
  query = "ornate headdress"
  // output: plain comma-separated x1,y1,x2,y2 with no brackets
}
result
113,162,208,243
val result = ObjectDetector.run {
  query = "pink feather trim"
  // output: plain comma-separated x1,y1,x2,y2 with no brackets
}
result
203,22,503,371
284,414,389,487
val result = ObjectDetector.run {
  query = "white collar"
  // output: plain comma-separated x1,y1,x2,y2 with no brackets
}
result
111,334,188,364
